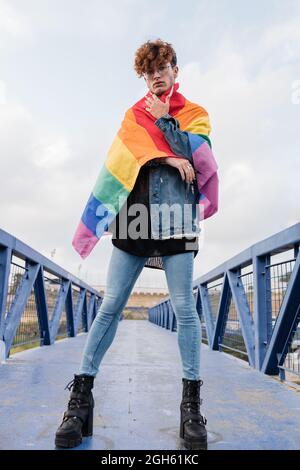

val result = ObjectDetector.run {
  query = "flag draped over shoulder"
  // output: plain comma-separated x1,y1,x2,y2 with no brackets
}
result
72,82,219,259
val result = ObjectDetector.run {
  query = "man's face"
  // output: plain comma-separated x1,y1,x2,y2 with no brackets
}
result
143,61,179,96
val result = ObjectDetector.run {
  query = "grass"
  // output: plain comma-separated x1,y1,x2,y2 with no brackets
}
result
10,333,69,355
10,340,41,355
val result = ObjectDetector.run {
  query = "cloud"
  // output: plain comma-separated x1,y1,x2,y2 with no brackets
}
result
0,98,149,287
0,0,33,47
1,0,141,39
0,1,299,287
260,16,300,63
32,136,71,169
178,23,299,276
0,102,77,254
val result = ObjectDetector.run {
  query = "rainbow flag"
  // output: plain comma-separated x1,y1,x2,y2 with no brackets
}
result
72,82,218,259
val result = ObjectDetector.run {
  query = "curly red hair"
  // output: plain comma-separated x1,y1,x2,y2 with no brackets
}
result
134,38,177,78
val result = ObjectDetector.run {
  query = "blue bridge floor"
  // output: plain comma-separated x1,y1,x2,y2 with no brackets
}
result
1,319,300,450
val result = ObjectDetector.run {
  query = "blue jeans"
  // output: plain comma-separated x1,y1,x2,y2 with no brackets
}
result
78,246,202,380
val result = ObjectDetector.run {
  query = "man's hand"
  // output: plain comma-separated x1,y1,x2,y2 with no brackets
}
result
144,85,174,120
150,156,196,183
163,157,196,183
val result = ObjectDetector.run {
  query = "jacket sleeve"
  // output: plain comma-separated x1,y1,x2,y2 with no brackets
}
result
154,113,212,164
154,113,193,162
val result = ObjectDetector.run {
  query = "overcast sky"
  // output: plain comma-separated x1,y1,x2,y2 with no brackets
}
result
0,0,299,289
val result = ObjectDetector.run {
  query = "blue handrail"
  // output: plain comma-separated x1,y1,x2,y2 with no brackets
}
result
0,228,103,359
149,223,300,379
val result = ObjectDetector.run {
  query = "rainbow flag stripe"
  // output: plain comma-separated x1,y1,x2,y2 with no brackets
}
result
72,82,218,259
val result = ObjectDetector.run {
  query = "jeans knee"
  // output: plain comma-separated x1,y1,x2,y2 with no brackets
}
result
171,293,194,312
95,292,126,319
171,298,200,325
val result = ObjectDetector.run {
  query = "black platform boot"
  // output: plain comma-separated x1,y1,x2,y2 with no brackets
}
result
179,378,208,450
55,373,95,448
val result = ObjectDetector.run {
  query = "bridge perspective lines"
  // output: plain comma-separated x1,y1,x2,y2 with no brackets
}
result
0,224,300,450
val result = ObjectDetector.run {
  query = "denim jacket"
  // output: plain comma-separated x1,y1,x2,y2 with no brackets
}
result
146,113,202,240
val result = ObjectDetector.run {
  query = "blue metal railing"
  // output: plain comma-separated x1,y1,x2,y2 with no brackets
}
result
0,228,103,359
149,223,300,380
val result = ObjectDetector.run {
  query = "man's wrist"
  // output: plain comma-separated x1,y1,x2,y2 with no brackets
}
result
155,113,178,131
155,113,172,123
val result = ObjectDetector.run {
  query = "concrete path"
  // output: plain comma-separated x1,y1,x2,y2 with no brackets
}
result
0,319,300,450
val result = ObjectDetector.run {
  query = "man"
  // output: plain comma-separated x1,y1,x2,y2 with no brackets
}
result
142,44,197,182
55,38,212,451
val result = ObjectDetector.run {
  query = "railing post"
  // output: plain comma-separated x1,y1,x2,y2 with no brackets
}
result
253,254,271,370
212,273,231,350
0,247,12,361
4,260,40,358
261,251,300,375
34,265,51,346
227,268,255,367
65,282,75,337
49,279,70,344
198,283,215,348
73,287,86,334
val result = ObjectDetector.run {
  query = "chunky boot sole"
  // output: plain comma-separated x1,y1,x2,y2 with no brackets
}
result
55,435,82,449
179,420,207,450
55,407,94,448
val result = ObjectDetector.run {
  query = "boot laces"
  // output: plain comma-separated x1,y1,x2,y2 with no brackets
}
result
64,376,92,393
64,378,76,391
64,377,91,410
64,377,85,392
183,379,207,425
183,379,202,399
